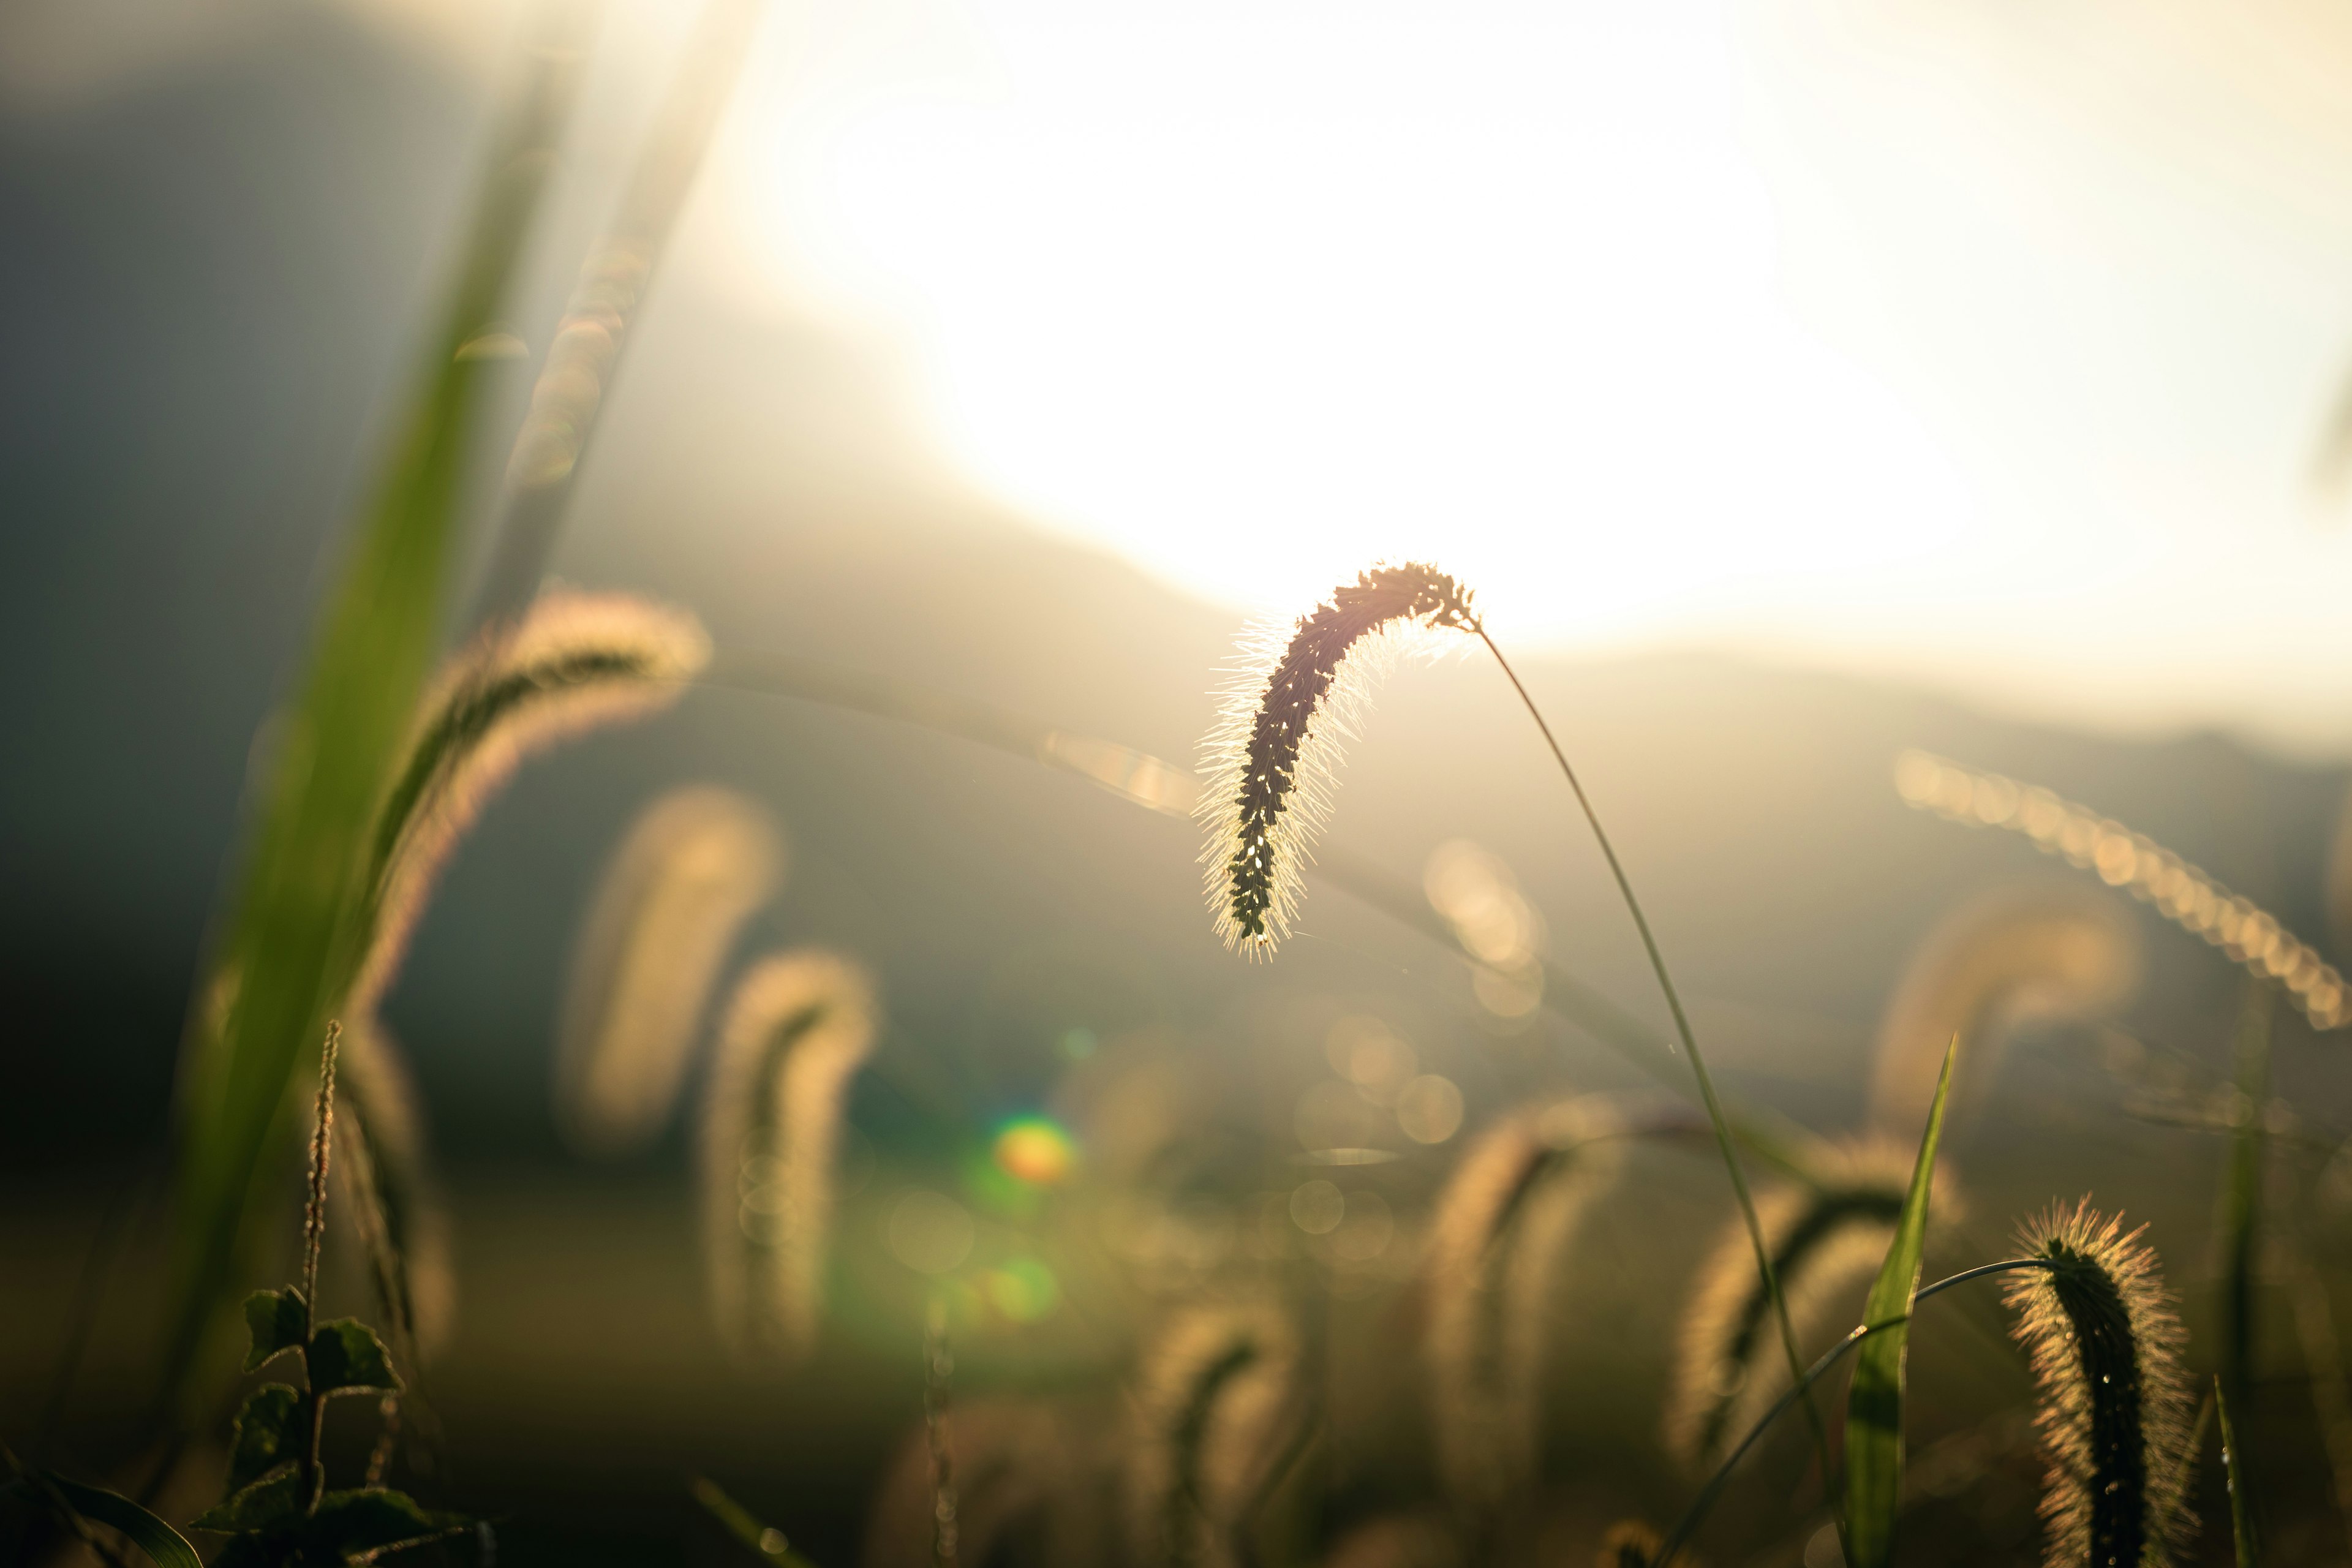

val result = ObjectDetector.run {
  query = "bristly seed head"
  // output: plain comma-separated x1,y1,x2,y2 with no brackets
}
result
1199,563,1479,956
2003,1200,2193,1568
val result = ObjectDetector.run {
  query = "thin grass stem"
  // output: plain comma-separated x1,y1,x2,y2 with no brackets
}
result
1656,1258,2059,1567
1471,628,1833,1499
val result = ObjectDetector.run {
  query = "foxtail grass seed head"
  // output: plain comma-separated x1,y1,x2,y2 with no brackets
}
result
350,589,710,1019
1126,1300,1299,1568
1596,1521,1668,1568
301,1020,344,1315
1871,885,2139,1137
698,950,879,1362
556,785,783,1156
1199,564,1479,956
1424,1098,1626,1512
2003,1201,2193,1568
332,1017,456,1363
1667,1139,1961,1468
1894,750,2350,1031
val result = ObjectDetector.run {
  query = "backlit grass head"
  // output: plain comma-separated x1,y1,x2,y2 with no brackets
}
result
1871,885,2139,1137
351,588,710,1019
1126,1300,1298,1568
1667,1138,1961,1468
698,949,880,1363
332,1017,456,1365
1423,1098,1626,1514
2003,1200,2193,1568
1200,563,1479,956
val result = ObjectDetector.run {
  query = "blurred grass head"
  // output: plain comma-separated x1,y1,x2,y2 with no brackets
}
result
1126,1298,1300,1568
1666,1137,1962,1468
1423,1096,1626,1515
556,783,783,1156
1871,883,2140,1137
698,949,880,1363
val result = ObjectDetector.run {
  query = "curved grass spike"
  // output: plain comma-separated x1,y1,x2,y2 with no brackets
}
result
2003,1202,2194,1568
1842,1038,1956,1568
1869,886,2139,1139
1895,750,2350,1031
1199,563,1478,953
1126,1303,1297,1568
698,951,879,1362
1205,562,1830,1482
164,3,592,1414
1423,1099,1635,1517
558,786,783,1155
1666,1139,1952,1467
349,590,711,1020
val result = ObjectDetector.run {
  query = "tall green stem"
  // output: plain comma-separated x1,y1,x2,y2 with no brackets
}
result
1473,629,1836,1498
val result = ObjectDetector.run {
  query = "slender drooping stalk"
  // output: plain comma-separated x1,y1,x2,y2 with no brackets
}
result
1196,564,1825,1487
925,1298,959,1568
1656,1257,2060,1567
1470,625,1833,1491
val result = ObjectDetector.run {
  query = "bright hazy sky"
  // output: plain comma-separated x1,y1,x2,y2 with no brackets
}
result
716,0,2352,748
17,0,2350,746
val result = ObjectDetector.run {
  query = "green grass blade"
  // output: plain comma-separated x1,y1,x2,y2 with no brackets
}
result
163,9,589,1405
1842,1034,1957,1568
2218,1376,2260,1567
690,1476,822,1567
38,1474,203,1568
2222,981,2274,1415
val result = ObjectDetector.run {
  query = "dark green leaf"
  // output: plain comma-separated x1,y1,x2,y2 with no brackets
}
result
304,1488,467,1556
38,1474,205,1568
2217,1376,2259,1567
1842,1035,1956,1568
228,1384,305,1493
308,1319,403,1397
192,1466,306,1534
160,17,590,1407
243,1290,308,1373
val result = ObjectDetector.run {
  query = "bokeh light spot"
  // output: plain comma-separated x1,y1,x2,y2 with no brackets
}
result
993,1116,1077,1186
982,1257,1061,1322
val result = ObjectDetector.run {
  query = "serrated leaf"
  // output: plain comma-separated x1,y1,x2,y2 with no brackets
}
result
308,1319,403,1397
1842,1035,1956,1568
192,1466,306,1534
243,1290,308,1373
303,1488,467,1556
37,1474,205,1568
228,1384,304,1493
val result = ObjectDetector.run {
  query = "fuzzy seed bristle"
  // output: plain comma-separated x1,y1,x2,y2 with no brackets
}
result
350,588,710,1019
1666,1139,1961,1467
1896,749,2349,1031
2004,1200,2194,1568
698,949,879,1363
1198,564,1479,955
556,785,783,1156
1871,885,2140,1137
1424,1098,1626,1513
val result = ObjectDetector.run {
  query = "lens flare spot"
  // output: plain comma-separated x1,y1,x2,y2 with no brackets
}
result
993,1117,1077,1186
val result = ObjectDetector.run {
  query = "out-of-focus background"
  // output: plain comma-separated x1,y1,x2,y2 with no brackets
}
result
7,2,2352,1565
